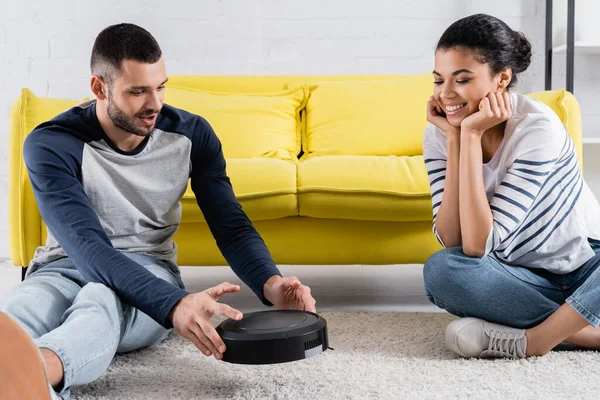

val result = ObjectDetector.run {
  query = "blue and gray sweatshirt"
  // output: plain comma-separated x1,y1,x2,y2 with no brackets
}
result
24,100,281,328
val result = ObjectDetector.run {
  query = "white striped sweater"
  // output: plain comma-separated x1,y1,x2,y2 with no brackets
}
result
423,91,600,273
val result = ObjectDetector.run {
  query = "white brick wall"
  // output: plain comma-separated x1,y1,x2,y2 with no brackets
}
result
0,0,598,261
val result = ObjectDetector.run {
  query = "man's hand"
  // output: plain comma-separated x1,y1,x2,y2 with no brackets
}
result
263,275,317,313
169,282,243,360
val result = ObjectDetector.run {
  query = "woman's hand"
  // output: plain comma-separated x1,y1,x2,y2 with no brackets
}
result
427,96,461,138
460,92,512,137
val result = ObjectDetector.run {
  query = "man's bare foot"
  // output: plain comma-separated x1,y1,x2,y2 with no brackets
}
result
0,312,52,400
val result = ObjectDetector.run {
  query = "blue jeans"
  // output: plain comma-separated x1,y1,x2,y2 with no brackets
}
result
423,247,600,329
0,253,185,399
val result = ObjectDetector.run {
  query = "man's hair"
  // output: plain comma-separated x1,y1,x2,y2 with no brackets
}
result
90,23,162,85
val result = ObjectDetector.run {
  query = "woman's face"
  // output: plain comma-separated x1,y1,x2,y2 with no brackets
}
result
433,47,503,127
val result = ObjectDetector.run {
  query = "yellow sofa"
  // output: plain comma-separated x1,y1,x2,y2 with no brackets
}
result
9,74,583,272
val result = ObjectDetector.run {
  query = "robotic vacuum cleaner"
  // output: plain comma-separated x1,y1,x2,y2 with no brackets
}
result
216,310,328,365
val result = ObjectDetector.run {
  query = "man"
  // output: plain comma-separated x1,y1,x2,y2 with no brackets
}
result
0,23,316,399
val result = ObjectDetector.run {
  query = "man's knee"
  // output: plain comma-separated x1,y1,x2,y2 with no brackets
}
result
78,282,118,301
74,283,122,323
0,281,73,339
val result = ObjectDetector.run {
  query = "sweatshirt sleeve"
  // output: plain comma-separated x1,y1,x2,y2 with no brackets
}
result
189,117,281,305
23,129,189,328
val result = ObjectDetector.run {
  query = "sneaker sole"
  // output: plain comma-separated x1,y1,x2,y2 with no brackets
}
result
445,317,483,358
0,312,51,400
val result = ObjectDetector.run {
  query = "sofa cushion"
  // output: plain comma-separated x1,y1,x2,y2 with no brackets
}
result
304,74,432,156
298,155,432,222
15,89,86,135
167,76,289,93
165,86,307,160
181,158,298,223
166,75,400,93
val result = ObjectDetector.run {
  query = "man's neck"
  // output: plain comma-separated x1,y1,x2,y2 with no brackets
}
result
96,102,146,152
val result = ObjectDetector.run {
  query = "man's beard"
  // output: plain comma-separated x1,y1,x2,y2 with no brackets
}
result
106,91,158,137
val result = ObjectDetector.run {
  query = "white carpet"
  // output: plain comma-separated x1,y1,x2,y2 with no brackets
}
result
70,311,599,399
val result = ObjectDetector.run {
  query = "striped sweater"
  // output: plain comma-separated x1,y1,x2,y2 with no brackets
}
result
423,91,600,273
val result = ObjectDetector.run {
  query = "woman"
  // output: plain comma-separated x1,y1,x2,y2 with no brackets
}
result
423,13,600,359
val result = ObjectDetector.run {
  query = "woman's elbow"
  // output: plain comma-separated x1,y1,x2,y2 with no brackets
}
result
437,230,461,249
462,243,486,258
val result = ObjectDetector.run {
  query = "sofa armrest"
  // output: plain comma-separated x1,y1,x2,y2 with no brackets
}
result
8,90,43,267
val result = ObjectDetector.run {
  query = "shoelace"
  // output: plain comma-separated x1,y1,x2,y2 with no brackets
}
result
487,329,525,358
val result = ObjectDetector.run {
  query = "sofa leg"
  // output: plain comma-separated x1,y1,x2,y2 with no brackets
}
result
21,267,27,281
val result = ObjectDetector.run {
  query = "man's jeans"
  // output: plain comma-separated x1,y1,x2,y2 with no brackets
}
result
0,252,185,399
424,247,600,329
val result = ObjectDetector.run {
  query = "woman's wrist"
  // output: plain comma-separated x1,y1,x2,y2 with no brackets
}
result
446,132,461,146
460,129,482,143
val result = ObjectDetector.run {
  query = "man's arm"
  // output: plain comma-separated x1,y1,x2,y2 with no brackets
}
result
24,129,189,328
189,118,281,304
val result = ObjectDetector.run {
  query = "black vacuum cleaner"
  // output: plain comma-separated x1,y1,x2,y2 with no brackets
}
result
216,310,329,365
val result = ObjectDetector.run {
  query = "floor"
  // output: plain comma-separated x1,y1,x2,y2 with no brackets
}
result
0,259,440,313
70,311,600,400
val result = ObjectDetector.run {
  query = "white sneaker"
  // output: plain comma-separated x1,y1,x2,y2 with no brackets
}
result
445,317,528,358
